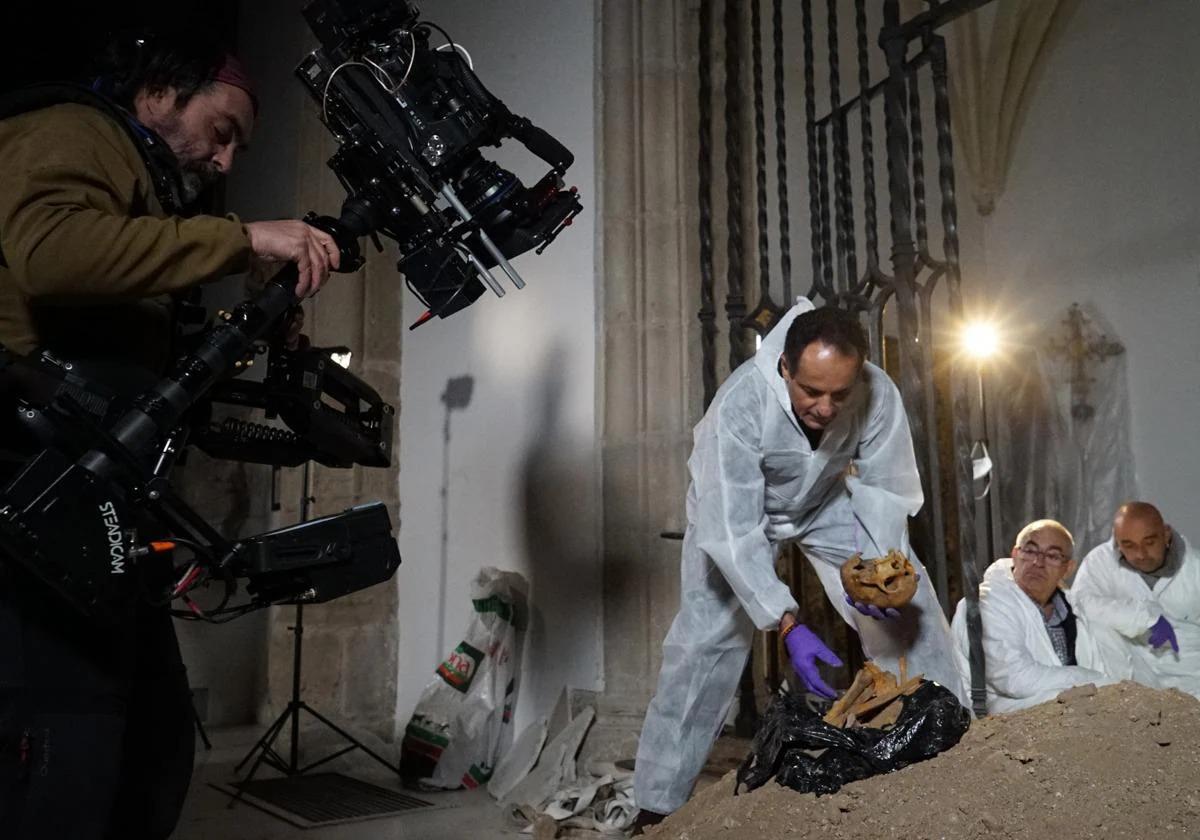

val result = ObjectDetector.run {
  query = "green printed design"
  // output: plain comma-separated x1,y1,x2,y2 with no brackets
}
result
404,721,450,748
466,763,493,785
472,595,514,623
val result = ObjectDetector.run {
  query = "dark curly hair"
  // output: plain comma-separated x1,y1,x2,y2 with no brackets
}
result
91,24,229,110
782,306,868,371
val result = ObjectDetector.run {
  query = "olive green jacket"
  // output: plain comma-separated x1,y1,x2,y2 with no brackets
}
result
0,103,252,371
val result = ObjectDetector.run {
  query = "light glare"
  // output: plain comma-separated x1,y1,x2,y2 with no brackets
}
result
962,321,998,360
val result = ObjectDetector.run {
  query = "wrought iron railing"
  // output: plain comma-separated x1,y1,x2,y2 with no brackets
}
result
695,0,994,720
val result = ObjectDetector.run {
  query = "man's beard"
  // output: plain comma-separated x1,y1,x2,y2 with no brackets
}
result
178,163,221,206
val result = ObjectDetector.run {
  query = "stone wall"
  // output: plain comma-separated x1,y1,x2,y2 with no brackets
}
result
593,0,705,758
215,0,401,740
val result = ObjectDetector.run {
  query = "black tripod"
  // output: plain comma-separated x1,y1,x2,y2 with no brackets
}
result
232,461,399,796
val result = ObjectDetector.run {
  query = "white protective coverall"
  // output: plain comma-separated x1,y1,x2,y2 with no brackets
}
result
950,558,1114,714
1071,536,1200,698
634,299,965,815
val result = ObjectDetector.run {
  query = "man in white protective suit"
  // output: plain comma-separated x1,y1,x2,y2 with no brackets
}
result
950,519,1114,714
1072,502,1200,698
631,300,965,831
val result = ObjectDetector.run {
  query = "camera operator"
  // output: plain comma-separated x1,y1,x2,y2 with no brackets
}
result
0,28,340,839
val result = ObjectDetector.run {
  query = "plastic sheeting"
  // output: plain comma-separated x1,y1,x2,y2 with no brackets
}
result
735,682,970,795
989,304,1136,556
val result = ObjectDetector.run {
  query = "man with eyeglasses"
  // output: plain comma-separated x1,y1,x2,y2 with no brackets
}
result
1072,502,1200,698
950,519,1113,713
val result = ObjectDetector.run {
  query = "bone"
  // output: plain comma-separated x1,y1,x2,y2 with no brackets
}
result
850,685,904,719
866,697,905,729
823,669,875,726
863,661,896,696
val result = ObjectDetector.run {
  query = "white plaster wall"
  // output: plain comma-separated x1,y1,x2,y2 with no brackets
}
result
955,0,1200,542
395,0,601,736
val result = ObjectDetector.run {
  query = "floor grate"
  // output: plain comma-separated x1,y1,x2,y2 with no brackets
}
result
213,772,435,828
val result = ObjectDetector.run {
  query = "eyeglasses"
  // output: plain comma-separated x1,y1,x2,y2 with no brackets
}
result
1016,544,1070,566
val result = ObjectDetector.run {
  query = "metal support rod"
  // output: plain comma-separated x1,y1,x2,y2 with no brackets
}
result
880,0,938,595
827,0,856,294
854,0,880,274
918,284,950,609
772,0,792,302
887,0,997,44
698,0,718,408
931,34,987,718
289,460,312,772
440,184,526,291
815,128,834,297
724,0,756,738
801,0,823,296
880,0,928,450
751,0,774,307
908,71,930,262
814,47,933,130
723,0,748,369
231,461,400,804
457,244,507,299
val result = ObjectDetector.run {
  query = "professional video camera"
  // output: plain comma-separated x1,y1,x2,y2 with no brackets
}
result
0,0,583,623
296,0,583,325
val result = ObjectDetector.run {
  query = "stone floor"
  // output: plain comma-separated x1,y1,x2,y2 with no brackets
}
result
174,725,523,840
174,724,751,839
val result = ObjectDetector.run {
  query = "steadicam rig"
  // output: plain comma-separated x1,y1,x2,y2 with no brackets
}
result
0,0,584,624
297,0,584,326
0,260,400,625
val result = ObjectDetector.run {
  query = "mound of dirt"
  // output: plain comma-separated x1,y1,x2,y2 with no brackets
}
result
651,682,1200,839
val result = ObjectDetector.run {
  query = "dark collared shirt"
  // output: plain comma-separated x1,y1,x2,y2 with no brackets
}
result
1042,589,1077,666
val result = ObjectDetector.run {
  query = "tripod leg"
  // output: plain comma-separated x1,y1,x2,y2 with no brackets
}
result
234,704,292,773
227,704,302,810
193,700,213,751
300,702,400,775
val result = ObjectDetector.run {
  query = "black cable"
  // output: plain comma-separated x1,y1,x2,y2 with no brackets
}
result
171,601,264,624
422,22,461,65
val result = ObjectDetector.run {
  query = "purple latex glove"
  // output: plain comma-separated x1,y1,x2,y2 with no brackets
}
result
842,571,918,620
784,623,843,699
1149,615,1179,652
844,593,901,620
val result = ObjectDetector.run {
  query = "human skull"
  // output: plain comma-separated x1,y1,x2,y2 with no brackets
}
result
840,550,918,609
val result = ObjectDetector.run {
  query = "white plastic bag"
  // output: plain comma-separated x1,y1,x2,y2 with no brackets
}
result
401,567,519,789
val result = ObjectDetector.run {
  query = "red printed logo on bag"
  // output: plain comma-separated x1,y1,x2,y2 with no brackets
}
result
436,641,484,693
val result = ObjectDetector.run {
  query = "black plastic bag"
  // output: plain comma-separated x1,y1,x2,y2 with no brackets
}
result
735,681,970,795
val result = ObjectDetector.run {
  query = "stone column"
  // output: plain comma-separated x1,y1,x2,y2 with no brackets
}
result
593,0,704,759
234,0,402,743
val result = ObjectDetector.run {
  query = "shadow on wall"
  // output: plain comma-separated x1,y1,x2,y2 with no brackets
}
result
439,374,475,660
516,340,598,718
